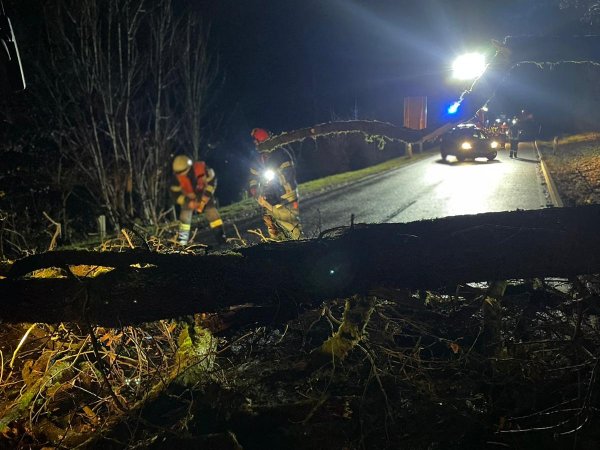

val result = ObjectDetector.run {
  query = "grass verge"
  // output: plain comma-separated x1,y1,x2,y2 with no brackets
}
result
537,133,600,207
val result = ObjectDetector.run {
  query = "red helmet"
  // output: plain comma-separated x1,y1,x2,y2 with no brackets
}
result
251,128,270,143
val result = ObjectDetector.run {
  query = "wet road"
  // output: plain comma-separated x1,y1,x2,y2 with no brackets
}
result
299,142,551,238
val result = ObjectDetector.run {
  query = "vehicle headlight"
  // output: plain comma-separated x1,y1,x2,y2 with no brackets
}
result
490,141,499,149
262,169,275,182
461,142,472,150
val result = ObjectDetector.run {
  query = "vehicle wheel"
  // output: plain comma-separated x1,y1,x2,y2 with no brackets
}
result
441,152,447,161
487,151,497,161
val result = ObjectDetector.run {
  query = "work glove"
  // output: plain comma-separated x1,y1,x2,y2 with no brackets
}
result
188,200,207,213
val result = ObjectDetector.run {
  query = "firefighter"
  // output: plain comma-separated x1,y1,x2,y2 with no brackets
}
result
508,118,520,158
249,128,303,240
170,155,226,245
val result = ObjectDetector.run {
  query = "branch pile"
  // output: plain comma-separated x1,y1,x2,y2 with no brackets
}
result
4,277,600,448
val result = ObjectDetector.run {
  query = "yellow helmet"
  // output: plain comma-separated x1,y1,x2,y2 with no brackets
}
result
172,155,193,174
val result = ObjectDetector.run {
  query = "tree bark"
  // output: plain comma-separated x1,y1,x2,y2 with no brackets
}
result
2,205,600,326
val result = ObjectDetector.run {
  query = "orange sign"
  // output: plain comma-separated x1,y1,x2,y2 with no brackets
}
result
403,96,427,130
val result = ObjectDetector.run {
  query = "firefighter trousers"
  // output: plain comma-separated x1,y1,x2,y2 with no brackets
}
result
509,140,519,158
177,198,226,245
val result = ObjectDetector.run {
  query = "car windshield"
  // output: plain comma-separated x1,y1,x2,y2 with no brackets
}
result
450,128,486,139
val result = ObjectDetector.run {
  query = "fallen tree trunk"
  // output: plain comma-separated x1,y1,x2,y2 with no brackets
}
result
256,120,424,152
2,205,600,326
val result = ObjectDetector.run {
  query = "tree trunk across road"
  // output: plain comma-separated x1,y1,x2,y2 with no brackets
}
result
2,205,600,326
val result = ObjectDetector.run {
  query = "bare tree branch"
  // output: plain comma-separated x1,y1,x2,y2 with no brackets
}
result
39,0,219,230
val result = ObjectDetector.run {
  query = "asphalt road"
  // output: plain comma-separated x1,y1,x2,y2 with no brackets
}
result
298,141,551,238
209,141,550,246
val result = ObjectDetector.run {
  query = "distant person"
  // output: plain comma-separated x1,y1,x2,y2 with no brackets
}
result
249,128,303,240
170,155,226,246
500,121,509,135
508,120,520,158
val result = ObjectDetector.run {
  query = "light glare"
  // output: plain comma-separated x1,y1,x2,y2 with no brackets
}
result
263,169,275,182
452,53,486,80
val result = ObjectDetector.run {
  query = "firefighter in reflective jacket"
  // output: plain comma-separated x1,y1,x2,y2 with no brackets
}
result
170,155,226,245
249,128,303,240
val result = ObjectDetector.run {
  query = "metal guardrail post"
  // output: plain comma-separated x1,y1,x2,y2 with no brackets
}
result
98,215,106,241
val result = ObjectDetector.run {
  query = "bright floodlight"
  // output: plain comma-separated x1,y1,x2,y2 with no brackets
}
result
452,53,486,80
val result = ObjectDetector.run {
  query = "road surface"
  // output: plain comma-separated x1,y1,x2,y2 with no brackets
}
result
298,141,551,238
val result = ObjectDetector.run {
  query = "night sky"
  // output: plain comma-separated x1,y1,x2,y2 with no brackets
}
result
4,0,589,137
201,0,584,133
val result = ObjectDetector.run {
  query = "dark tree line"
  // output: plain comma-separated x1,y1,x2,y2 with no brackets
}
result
0,0,219,257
